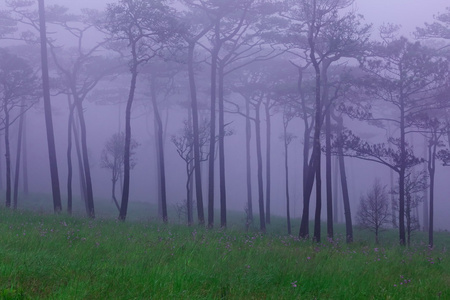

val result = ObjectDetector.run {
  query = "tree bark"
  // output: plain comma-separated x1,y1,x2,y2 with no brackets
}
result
187,42,205,225
207,23,220,229
151,77,168,223
74,95,95,218
335,115,353,243
4,102,11,208
264,99,271,225
323,64,333,239
245,99,253,227
13,103,25,209
66,97,75,215
254,100,265,232
22,112,28,195
218,64,227,228
38,0,62,213
119,55,138,221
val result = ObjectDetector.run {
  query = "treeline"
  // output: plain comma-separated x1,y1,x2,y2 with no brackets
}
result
0,0,449,247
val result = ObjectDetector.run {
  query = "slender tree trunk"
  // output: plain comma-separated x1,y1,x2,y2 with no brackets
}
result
398,96,406,245
154,116,163,220
264,100,271,225
254,101,266,232
312,65,322,243
66,97,75,215
335,115,353,243
74,95,95,218
245,100,253,227
298,68,314,239
112,170,120,212
119,57,138,221
13,104,25,210
187,109,194,225
218,65,227,228
422,138,428,232
72,113,88,212
38,0,62,212
151,78,168,223
428,135,436,248
283,125,291,235
4,104,11,207
333,156,339,223
323,63,333,240
208,33,218,229
188,42,205,225
22,112,28,195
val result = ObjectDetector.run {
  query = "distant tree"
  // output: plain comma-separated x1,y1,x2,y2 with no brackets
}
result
356,179,390,244
100,132,139,212
105,0,179,221
172,119,211,225
0,49,38,208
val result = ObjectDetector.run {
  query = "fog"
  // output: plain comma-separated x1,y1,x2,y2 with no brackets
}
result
1,0,449,233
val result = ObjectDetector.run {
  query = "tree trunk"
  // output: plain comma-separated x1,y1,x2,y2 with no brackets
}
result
398,95,406,245
74,95,95,218
207,26,219,229
245,99,253,227
188,42,205,225
72,113,88,212
22,112,28,195
4,103,11,208
66,97,75,215
264,99,271,225
254,101,266,232
151,77,168,223
428,135,436,248
333,156,339,223
336,115,353,243
422,138,428,232
323,63,333,240
283,124,291,235
13,103,25,210
119,56,138,221
218,65,227,228
38,0,62,213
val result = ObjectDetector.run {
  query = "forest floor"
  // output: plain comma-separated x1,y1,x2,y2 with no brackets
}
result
0,195,449,299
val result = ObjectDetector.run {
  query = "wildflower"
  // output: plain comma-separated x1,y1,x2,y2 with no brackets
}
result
307,257,311,260
291,281,297,288
374,248,378,252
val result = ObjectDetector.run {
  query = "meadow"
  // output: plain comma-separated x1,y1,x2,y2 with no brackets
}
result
0,195,449,299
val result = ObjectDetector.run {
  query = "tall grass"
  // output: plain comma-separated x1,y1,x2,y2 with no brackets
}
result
1,202,449,299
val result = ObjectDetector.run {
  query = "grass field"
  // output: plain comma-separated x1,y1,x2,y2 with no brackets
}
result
0,194,449,299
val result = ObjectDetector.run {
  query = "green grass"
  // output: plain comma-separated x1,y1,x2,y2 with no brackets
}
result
0,196,449,299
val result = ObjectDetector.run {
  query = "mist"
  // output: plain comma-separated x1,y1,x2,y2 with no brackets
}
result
0,0,449,241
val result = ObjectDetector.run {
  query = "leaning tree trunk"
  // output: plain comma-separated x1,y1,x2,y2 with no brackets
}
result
13,102,26,210
151,77,168,223
38,0,62,213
